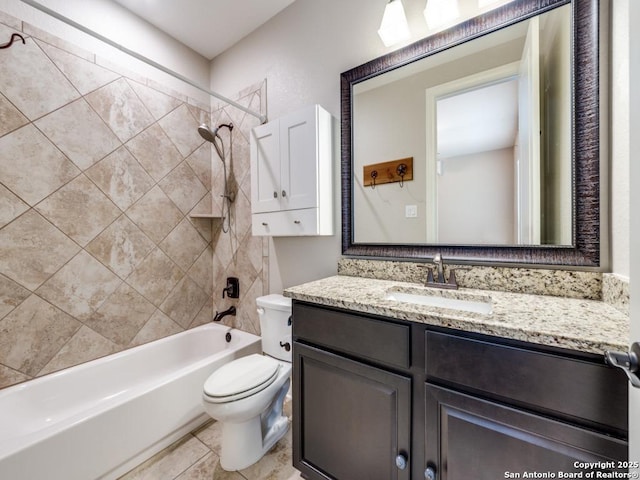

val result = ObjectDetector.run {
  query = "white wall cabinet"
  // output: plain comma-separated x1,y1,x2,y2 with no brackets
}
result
250,104,333,236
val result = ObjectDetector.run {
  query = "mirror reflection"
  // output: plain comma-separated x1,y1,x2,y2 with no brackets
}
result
353,4,571,246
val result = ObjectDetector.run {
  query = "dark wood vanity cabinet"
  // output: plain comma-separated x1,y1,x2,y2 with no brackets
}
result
292,301,629,480
292,302,413,480
425,331,628,480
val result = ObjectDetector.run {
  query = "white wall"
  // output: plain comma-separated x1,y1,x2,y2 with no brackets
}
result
0,0,211,103
438,148,515,245
610,0,631,278
211,0,629,290
625,0,640,467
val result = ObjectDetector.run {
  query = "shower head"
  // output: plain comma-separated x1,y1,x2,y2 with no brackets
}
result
197,123,234,160
197,124,217,143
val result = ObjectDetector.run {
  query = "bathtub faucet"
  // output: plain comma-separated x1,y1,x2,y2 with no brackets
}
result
213,306,236,322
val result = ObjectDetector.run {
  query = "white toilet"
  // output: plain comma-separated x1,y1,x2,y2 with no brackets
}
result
202,294,292,471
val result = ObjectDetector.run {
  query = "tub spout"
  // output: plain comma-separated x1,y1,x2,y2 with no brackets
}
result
213,306,236,322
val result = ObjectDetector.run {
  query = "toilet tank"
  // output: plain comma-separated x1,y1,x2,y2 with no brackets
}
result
257,294,292,362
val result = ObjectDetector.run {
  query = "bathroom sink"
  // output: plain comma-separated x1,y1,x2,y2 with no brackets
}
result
384,289,493,315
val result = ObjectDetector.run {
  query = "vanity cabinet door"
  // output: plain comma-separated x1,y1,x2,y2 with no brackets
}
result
293,342,411,480
424,384,628,480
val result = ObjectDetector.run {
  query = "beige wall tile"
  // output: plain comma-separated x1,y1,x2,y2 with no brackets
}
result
0,294,81,376
186,143,212,189
160,276,209,328
35,98,121,170
0,209,81,290
187,246,214,293
38,42,120,95
36,250,123,321
0,17,266,389
127,79,183,121
0,92,28,137
34,174,121,247
0,273,30,321
0,30,80,120
85,283,156,345
125,186,183,244
86,146,155,211
125,123,183,182
160,219,208,272
0,124,80,206
0,184,29,229
126,248,184,307
86,214,155,279
129,309,183,347
0,364,31,390
158,104,203,157
159,161,208,215
38,325,120,376
86,78,154,142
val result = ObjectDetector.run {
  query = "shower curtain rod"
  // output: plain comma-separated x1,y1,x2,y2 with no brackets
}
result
19,0,267,124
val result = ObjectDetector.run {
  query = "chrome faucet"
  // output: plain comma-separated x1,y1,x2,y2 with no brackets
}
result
432,253,445,284
420,254,461,290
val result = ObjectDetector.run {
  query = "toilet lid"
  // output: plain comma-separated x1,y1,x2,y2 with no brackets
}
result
203,354,280,402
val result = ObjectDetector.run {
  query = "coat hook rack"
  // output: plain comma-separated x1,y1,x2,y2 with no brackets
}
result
370,170,378,189
396,163,407,188
0,33,26,49
363,157,413,188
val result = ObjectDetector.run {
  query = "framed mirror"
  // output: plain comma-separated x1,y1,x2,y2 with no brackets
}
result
341,0,602,267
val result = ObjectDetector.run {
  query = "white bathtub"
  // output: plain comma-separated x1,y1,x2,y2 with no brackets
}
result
0,323,261,480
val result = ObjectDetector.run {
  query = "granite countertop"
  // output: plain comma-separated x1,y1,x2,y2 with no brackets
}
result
283,275,630,355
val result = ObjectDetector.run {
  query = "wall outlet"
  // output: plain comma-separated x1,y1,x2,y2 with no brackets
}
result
405,205,418,218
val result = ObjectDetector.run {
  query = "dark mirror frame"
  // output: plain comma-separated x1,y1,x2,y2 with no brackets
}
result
341,0,602,267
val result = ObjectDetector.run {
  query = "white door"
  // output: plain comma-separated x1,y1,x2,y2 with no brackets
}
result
250,120,281,213
517,15,541,245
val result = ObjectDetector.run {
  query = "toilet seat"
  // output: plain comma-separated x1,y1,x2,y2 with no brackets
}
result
203,354,280,403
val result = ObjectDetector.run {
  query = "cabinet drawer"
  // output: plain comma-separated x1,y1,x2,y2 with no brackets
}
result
252,208,321,236
293,302,410,369
425,331,628,435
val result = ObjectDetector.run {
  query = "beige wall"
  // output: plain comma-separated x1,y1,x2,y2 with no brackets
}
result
211,0,628,287
0,11,267,389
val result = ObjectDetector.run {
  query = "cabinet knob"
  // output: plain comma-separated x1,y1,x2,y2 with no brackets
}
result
425,466,437,480
395,454,408,470
273,191,278,198
282,190,287,197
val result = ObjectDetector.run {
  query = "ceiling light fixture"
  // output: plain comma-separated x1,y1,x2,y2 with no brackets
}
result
378,0,411,47
423,0,460,30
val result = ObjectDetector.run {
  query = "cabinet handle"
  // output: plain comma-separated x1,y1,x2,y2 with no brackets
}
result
262,222,268,226
605,342,640,388
294,220,301,224
282,190,287,197
395,454,408,470
425,466,437,480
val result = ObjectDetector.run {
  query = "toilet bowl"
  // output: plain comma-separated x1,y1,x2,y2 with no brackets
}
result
202,294,292,471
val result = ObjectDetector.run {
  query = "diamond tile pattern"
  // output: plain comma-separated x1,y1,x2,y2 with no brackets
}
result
0,12,268,390
35,98,121,170
34,174,121,247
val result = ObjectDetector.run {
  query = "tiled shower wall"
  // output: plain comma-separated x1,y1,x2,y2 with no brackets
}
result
0,12,267,390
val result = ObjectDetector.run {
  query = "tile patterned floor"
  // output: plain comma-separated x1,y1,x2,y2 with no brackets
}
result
118,402,303,480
